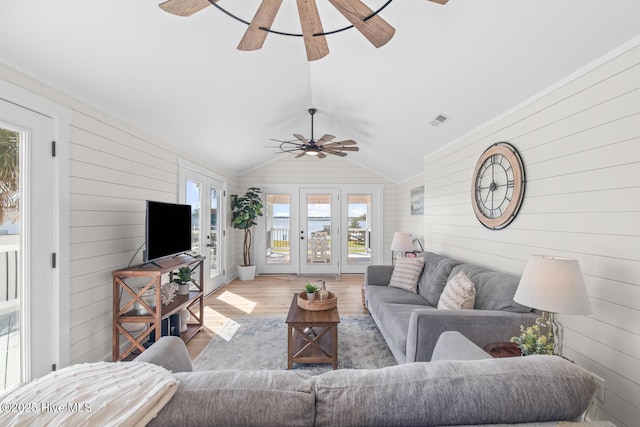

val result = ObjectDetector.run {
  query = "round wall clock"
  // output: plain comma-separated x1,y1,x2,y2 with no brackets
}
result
471,142,525,230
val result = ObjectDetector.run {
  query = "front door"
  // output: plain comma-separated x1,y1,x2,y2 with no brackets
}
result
299,188,340,274
0,99,56,393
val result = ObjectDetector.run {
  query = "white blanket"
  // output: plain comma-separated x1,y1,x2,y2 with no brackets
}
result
0,361,178,426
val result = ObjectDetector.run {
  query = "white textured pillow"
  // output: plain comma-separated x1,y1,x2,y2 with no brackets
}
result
0,361,177,427
438,271,476,309
389,257,425,293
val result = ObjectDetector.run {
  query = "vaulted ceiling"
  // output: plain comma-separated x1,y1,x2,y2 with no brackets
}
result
1,1,639,181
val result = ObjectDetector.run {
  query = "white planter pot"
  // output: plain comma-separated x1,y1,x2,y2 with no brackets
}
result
177,283,190,296
179,308,189,333
237,265,257,281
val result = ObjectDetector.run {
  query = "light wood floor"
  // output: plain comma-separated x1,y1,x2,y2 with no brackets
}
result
185,274,368,359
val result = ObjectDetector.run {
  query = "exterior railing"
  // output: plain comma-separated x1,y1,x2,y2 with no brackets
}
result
267,227,370,251
0,246,18,303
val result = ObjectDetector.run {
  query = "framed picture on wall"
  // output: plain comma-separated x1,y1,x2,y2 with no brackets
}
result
411,185,424,215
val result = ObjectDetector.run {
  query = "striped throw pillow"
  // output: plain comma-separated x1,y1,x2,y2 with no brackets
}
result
389,257,425,293
438,271,476,309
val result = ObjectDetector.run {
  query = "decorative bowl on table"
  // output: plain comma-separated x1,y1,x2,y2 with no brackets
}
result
297,291,337,311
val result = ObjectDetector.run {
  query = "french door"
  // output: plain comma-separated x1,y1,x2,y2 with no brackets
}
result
180,165,225,295
299,188,340,274
258,185,383,275
0,99,56,393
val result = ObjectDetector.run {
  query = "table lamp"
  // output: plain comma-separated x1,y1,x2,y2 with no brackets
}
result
514,255,592,356
390,232,414,264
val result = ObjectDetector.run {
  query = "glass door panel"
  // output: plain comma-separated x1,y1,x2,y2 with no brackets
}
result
265,194,291,265
347,194,372,265
208,187,220,279
0,127,21,392
186,179,201,256
300,189,339,274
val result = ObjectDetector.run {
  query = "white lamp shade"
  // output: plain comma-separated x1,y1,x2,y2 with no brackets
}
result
514,255,592,315
390,232,413,252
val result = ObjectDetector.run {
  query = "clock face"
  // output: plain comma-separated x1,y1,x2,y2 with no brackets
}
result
472,142,525,230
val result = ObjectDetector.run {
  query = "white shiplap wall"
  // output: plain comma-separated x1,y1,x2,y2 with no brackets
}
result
397,174,426,251
239,155,399,264
0,64,238,365
424,41,640,426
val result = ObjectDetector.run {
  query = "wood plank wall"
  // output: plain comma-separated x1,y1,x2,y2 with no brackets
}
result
239,155,399,264
397,174,426,250
423,42,640,426
0,63,239,364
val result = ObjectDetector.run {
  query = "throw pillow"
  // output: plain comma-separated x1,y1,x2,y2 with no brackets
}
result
438,271,476,309
389,257,425,293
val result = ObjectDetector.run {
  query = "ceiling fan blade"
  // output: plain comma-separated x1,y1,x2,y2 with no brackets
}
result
317,152,327,159
325,150,348,157
428,0,449,4
337,146,359,151
296,152,307,158
296,0,330,61
158,0,213,17
237,0,284,51
328,0,395,48
325,139,357,146
293,134,312,145
316,134,335,146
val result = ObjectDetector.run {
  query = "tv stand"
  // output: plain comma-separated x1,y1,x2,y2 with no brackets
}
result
112,254,205,361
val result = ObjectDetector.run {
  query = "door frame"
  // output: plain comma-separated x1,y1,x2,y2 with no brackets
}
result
0,79,71,375
256,183,383,275
178,159,227,294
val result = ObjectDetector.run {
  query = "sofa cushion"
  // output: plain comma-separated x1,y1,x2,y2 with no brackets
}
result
314,356,595,427
374,303,435,363
451,264,532,313
437,271,476,309
149,370,315,427
365,285,431,309
417,252,461,306
388,257,425,293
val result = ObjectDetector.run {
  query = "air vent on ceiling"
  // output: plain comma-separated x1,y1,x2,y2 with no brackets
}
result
430,113,451,127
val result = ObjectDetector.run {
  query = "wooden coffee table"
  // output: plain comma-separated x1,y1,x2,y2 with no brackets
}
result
285,293,340,369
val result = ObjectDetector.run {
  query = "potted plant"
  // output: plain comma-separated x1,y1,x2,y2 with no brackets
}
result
510,325,554,356
231,187,264,281
174,266,195,296
304,282,318,301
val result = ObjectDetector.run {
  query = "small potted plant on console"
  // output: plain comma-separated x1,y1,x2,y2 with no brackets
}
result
174,266,195,296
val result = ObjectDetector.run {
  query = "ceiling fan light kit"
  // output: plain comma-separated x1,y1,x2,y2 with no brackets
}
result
158,0,450,61
266,108,360,159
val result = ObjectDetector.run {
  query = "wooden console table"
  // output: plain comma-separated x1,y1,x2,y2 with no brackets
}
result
112,254,204,361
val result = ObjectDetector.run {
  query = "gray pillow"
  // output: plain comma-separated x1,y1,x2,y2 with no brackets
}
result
451,263,532,313
417,252,461,306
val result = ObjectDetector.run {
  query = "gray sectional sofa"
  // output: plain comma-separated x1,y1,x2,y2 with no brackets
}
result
364,251,539,363
137,334,606,427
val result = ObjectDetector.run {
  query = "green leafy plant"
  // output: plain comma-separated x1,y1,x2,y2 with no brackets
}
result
231,187,264,267
174,266,195,285
303,282,318,293
510,324,554,356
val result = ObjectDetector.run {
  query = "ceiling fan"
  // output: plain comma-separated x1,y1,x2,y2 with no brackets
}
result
267,108,359,159
158,0,450,61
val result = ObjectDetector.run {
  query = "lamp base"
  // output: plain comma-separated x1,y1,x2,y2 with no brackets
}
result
536,311,563,357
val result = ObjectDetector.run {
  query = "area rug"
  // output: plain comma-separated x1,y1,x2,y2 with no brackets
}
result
192,315,396,375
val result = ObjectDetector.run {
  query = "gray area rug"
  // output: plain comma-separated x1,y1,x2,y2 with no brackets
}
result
193,315,397,374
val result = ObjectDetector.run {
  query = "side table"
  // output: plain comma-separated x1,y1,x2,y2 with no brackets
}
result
483,342,522,358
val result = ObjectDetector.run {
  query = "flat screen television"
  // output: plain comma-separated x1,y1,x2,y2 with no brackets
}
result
144,200,192,263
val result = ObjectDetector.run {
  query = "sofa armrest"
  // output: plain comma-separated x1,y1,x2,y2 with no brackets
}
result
406,309,538,362
431,331,492,361
364,265,394,286
134,336,193,373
